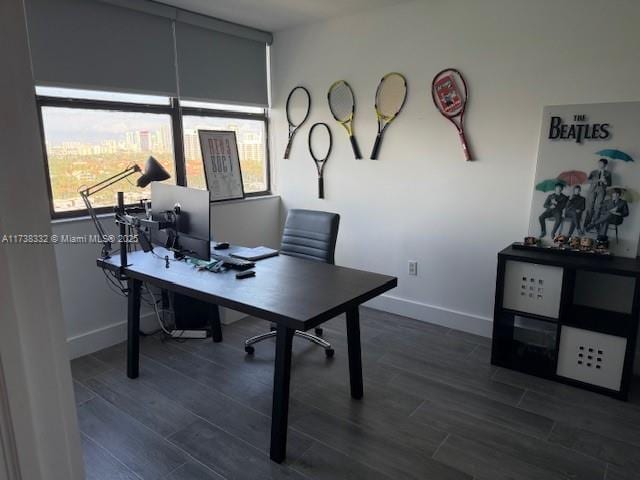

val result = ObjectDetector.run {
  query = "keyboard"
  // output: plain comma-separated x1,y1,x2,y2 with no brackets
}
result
210,253,255,271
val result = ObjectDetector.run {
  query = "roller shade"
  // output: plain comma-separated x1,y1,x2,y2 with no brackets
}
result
25,0,178,96
175,20,269,107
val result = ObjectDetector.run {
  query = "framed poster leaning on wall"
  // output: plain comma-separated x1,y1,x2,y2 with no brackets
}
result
198,129,245,202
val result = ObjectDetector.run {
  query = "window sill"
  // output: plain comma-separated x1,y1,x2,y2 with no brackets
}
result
51,194,280,224
210,193,279,206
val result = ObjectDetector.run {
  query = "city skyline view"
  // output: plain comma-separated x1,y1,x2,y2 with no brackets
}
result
41,108,267,212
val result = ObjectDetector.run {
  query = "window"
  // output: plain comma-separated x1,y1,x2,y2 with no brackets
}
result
37,88,270,218
182,115,268,193
40,107,175,213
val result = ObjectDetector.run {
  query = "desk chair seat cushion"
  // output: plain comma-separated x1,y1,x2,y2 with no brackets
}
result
280,209,340,264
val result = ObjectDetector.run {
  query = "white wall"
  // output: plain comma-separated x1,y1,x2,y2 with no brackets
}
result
56,195,281,359
270,0,640,353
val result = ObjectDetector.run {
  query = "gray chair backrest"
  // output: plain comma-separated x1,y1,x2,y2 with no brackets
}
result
280,209,340,264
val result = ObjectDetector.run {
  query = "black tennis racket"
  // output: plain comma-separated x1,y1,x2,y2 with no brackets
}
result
328,80,361,159
308,123,332,199
284,86,311,159
370,72,408,160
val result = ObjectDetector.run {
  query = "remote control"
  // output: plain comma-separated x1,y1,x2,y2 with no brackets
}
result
236,270,256,279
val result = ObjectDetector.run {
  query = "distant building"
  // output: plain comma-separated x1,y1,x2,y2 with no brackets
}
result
139,130,150,151
184,130,200,160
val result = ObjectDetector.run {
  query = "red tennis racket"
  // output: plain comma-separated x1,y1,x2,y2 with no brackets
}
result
431,68,473,161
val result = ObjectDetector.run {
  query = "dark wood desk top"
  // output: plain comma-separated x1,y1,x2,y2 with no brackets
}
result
98,247,397,331
499,244,640,277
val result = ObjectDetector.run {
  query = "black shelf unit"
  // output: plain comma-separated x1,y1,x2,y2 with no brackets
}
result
492,244,640,400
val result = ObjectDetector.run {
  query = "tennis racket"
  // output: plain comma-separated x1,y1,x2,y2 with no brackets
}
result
431,68,473,161
284,86,311,159
328,80,361,159
308,123,332,199
370,72,408,160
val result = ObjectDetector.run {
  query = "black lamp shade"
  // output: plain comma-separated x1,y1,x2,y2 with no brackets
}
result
137,156,171,188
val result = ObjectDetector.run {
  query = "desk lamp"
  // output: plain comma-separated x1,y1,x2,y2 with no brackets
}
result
79,156,170,259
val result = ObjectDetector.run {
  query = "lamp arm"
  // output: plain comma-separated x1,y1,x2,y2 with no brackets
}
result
79,165,140,197
80,191,112,258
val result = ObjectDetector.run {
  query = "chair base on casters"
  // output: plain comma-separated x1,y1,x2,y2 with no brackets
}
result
245,329,334,358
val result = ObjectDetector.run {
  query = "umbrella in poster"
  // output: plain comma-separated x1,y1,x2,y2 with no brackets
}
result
536,178,566,192
557,170,587,186
596,149,634,162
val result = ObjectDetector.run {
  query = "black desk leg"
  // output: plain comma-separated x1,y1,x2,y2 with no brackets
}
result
270,325,294,463
346,306,363,399
127,278,142,379
210,305,223,343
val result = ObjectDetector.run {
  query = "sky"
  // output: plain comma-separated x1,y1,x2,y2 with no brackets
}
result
41,108,171,145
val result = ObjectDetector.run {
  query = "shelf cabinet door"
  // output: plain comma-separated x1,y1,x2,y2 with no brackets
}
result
556,326,626,392
502,261,564,319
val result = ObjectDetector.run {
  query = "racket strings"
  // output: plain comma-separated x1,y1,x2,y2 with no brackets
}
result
376,74,407,118
286,88,311,127
329,84,354,122
308,123,332,163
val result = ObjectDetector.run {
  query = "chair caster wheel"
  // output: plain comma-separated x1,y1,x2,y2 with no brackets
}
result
325,348,335,358
270,326,276,332
315,328,323,337
245,345,255,355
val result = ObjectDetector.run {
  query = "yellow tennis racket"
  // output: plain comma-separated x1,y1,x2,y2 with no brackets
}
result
328,80,361,159
370,72,407,160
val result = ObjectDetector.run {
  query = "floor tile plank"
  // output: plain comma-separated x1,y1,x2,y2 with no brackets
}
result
83,370,199,438
165,461,226,480
290,441,393,480
291,405,469,480
169,419,308,480
81,433,141,480
519,390,640,447
434,434,566,480
74,380,95,406
412,401,605,480
78,397,187,479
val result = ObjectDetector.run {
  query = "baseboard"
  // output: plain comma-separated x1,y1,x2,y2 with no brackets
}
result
66,312,157,360
66,307,248,359
365,293,493,338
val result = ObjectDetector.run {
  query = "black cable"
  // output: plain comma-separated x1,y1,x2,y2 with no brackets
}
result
102,268,127,297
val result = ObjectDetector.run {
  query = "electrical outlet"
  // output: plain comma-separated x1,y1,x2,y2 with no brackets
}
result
408,261,418,276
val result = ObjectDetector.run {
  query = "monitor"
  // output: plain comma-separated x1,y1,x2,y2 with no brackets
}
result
150,183,211,260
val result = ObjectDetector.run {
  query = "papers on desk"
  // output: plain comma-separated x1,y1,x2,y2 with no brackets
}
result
230,246,279,261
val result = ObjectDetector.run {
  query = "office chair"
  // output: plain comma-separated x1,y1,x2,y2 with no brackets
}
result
244,209,340,358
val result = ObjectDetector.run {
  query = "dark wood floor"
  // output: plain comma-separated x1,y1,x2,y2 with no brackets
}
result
71,307,640,480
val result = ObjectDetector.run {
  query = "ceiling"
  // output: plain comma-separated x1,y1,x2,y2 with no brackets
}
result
159,0,410,32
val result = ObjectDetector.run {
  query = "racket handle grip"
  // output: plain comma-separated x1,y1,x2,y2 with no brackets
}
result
459,131,473,161
370,134,382,160
350,135,362,159
318,177,324,199
284,138,293,159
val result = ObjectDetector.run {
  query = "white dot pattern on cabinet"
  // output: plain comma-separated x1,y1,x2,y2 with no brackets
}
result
503,261,564,319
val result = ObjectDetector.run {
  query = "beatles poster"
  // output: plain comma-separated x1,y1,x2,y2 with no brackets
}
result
528,102,640,257
198,130,245,202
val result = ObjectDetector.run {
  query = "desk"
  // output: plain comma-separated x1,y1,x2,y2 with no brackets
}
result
97,246,397,462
